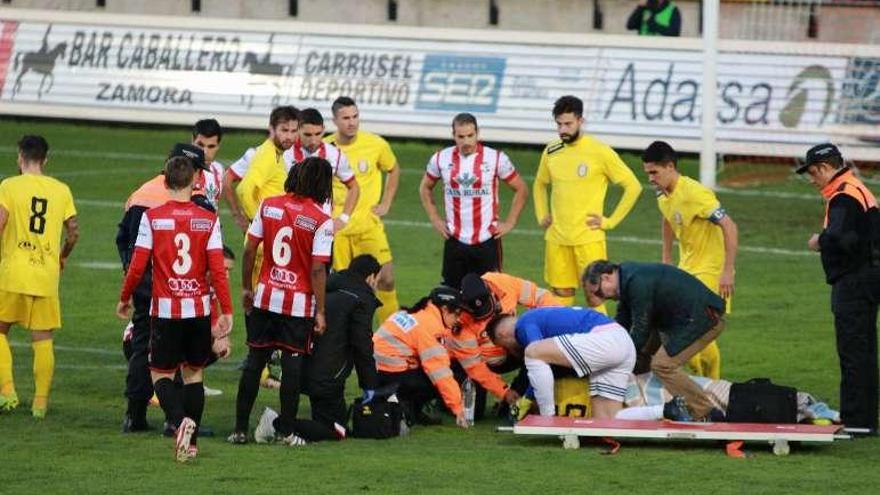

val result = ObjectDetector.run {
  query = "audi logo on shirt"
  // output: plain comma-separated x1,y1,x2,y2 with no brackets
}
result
270,267,299,286
167,278,201,292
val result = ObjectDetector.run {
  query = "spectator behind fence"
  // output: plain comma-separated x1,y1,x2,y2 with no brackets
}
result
626,0,682,37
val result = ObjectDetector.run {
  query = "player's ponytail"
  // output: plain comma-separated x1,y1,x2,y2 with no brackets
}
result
402,296,431,314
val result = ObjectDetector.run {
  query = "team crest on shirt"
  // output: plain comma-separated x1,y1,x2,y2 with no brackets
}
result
456,172,477,187
263,206,284,220
190,219,212,232
673,211,683,225
358,159,368,173
151,219,175,231
577,163,589,177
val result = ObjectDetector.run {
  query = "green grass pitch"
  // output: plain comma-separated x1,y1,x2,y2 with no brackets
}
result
0,117,876,494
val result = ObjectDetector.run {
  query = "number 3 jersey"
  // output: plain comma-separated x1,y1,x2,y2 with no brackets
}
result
247,194,334,318
120,200,232,319
0,174,76,298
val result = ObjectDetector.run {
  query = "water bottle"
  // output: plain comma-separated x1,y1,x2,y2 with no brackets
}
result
462,378,476,426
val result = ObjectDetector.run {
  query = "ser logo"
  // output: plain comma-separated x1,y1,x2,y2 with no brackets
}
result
416,55,506,113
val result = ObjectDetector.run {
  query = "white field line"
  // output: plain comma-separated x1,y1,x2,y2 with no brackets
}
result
0,145,821,201
72,200,812,259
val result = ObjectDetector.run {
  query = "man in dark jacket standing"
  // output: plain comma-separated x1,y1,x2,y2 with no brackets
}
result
115,144,208,432
800,143,880,435
583,260,725,421
306,254,383,430
626,0,682,37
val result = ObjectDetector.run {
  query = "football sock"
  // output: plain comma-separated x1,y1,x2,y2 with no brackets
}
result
375,289,399,324
32,339,54,407
183,382,205,445
694,341,721,379
235,348,272,432
0,334,14,396
525,357,556,416
154,377,184,428
276,352,303,437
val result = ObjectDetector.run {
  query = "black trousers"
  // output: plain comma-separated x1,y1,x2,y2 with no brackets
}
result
378,369,437,419
831,267,880,432
124,292,153,420
442,237,502,289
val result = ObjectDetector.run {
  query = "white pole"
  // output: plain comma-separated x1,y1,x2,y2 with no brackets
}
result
700,0,720,188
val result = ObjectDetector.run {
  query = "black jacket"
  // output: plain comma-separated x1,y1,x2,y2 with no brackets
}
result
116,205,153,305
819,178,876,284
307,270,381,394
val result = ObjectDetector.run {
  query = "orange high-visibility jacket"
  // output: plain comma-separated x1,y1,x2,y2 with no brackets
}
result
448,272,563,397
373,303,463,416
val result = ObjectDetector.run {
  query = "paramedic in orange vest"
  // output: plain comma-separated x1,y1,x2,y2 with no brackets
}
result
800,143,880,435
452,272,562,418
373,287,469,428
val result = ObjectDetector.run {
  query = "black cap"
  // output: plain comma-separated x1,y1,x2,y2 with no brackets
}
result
429,286,463,309
168,143,207,170
797,143,843,174
460,273,495,319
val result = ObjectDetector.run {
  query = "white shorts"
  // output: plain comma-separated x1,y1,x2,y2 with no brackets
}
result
553,323,636,401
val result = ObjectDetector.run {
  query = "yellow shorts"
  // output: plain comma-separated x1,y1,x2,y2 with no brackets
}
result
0,290,61,330
693,272,732,313
332,223,393,271
543,240,607,289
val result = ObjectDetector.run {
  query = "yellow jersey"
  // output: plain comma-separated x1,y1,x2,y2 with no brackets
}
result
657,175,725,278
324,130,396,236
534,134,642,245
236,138,285,220
0,174,76,297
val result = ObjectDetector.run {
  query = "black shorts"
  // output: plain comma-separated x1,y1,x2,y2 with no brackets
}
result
246,308,314,354
442,237,503,289
149,316,212,373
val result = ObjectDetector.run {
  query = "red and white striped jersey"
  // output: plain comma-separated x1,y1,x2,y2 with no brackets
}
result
192,161,225,210
425,143,518,245
247,194,334,317
282,140,356,214
119,200,233,319
227,147,256,180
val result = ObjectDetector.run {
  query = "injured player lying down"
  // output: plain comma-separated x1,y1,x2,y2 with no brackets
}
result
487,307,636,419
616,372,841,424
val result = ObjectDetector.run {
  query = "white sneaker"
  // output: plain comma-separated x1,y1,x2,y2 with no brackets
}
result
203,386,223,397
175,417,196,463
254,407,279,444
280,433,307,446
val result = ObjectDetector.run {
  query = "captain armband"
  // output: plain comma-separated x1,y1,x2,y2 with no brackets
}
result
708,207,727,224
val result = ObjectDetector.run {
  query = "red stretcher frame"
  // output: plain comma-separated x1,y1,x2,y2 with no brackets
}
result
512,416,847,455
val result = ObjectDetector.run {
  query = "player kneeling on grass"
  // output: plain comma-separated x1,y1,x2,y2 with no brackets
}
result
487,307,636,419
116,155,234,463
229,157,335,447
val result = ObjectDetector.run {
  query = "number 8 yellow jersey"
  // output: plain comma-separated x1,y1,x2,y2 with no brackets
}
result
0,174,76,298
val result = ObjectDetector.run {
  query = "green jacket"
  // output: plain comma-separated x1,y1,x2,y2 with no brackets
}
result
615,262,725,357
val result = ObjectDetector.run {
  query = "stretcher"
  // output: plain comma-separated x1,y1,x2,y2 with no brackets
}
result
510,416,848,456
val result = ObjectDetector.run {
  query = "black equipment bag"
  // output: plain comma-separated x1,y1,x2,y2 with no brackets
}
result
727,378,797,423
350,398,402,439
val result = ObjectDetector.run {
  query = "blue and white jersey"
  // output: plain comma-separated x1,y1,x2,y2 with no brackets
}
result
515,307,615,347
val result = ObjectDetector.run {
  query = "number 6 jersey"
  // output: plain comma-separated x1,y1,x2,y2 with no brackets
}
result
247,194,334,318
0,174,76,298
119,200,232,319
